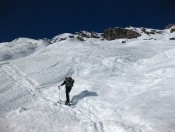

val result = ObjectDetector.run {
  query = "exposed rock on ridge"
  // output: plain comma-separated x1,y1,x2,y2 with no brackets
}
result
103,27,141,40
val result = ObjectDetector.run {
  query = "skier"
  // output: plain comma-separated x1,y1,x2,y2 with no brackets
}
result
58,77,74,105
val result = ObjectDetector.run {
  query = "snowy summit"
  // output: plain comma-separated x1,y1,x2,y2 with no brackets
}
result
0,26,175,132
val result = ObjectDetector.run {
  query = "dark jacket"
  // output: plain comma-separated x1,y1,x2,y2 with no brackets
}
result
61,78,74,88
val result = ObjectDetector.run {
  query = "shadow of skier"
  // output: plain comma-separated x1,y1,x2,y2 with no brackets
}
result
71,90,98,106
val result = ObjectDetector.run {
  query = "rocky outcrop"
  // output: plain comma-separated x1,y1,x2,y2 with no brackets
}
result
141,28,151,35
165,24,175,29
170,37,175,40
103,27,141,40
76,31,91,38
69,35,74,38
141,28,162,35
170,28,175,33
165,24,175,33
91,32,101,38
77,36,85,41
75,31,101,39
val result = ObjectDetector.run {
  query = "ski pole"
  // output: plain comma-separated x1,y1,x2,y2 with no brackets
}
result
58,86,61,107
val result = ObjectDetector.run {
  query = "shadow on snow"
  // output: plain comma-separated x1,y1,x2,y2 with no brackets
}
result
71,90,98,106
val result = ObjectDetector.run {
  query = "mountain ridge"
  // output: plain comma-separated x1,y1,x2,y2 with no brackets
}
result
1,25,174,44
0,24,175,132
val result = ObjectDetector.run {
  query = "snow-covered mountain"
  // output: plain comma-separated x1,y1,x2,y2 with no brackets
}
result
0,26,175,132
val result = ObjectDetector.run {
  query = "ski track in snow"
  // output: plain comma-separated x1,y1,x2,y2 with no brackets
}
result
0,29,175,132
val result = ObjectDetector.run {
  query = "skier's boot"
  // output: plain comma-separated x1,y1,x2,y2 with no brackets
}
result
65,101,69,105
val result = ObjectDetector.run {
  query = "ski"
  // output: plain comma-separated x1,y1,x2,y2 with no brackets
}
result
57,101,72,107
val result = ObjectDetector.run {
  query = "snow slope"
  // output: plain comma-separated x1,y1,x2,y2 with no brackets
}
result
0,38,49,66
0,28,175,132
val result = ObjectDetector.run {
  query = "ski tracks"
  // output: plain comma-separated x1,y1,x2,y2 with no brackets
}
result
1,64,39,97
67,105,105,132
57,100,142,132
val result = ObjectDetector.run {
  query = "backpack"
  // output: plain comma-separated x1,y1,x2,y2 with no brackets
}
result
66,77,74,87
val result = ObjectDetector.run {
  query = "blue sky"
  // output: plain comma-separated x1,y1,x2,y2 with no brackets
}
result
0,0,175,42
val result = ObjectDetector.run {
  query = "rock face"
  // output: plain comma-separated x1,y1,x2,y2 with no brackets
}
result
170,38,175,40
75,31,101,39
103,27,141,40
141,28,162,35
76,31,91,38
170,28,175,33
77,36,84,41
165,24,175,33
91,32,101,38
165,24,175,29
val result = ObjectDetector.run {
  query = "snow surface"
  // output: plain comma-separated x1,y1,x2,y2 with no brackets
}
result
0,28,175,132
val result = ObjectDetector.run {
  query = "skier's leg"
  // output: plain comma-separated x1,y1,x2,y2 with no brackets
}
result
65,88,71,104
66,91,69,103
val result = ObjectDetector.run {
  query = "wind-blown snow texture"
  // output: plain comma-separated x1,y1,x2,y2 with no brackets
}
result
0,27,175,132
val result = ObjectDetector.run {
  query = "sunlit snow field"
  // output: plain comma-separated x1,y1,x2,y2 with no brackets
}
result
0,28,175,132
